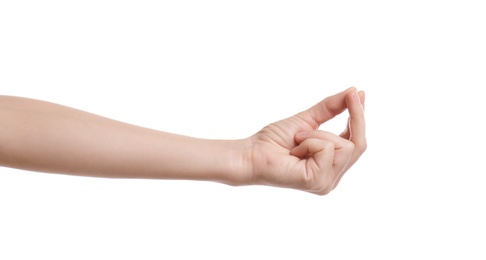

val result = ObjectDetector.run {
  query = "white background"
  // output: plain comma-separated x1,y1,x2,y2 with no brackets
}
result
1,0,485,259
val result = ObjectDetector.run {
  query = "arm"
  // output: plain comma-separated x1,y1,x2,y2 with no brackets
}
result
0,96,247,184
0,87,366,195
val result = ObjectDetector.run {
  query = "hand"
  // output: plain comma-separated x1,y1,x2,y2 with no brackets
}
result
244,87,366,195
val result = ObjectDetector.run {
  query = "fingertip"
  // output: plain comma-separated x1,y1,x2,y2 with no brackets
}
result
346,88,365,111
345,87,358,100
358,90,365,98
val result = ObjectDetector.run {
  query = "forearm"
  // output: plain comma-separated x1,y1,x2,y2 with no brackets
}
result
0,96,249,184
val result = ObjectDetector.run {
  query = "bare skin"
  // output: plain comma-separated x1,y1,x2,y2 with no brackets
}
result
0,87,365,195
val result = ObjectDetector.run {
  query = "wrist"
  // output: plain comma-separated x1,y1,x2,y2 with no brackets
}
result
219,138,255,186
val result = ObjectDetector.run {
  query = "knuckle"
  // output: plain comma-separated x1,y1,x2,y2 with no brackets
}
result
343,140,355,152
322,141,335,151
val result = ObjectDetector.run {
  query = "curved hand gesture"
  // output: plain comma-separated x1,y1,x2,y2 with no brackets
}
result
247,87,366,195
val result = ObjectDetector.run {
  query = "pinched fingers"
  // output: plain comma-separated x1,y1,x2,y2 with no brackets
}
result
290,89,367,193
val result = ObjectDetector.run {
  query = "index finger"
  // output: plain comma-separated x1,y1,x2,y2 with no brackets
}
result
298,87,356,128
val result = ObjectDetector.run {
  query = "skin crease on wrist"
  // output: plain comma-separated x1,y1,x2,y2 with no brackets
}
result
0,87,366,195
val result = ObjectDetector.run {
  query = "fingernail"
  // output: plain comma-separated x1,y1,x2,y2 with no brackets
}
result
353,91,364,110
353,91,361,104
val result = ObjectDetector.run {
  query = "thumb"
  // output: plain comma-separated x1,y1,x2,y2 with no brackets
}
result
298,87,356,128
